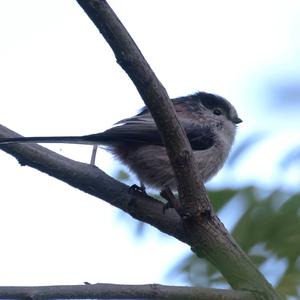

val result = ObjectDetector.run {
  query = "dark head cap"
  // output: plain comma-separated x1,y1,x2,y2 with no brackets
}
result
190,92,242,124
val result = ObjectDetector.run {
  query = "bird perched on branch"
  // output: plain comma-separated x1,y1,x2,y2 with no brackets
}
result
0,92,242,191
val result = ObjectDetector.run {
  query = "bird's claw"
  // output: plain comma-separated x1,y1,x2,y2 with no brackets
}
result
128,184,147,194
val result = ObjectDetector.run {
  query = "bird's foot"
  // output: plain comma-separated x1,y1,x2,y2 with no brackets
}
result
128,184,147,194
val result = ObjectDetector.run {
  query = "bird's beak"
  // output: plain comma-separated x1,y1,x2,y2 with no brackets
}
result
232,117,243,124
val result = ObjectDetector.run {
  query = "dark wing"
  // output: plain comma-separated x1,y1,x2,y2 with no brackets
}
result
0,107,215,149
84,115,215,150
84,115,163,145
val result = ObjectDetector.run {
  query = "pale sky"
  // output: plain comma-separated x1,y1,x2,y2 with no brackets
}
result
0,0,299,287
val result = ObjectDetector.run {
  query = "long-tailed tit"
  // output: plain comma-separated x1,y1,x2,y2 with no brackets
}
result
0,92,242,191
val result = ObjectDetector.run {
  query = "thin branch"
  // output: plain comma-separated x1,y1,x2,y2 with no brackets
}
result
0,283,255,300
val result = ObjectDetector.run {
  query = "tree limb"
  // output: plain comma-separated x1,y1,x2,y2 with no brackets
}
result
0,283,255,300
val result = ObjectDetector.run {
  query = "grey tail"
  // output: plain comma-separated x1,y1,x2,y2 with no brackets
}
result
0,135,104,145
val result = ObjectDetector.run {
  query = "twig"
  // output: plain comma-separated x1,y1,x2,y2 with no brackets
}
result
0,283,255,300
90,145,98,165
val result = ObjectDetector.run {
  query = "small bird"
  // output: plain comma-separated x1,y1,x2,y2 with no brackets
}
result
0,92,241,191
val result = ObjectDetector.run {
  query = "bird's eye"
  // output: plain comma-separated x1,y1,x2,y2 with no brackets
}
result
213,108,222,116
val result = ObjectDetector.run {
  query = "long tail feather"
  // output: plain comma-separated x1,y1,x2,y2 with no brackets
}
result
0,135,99,145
